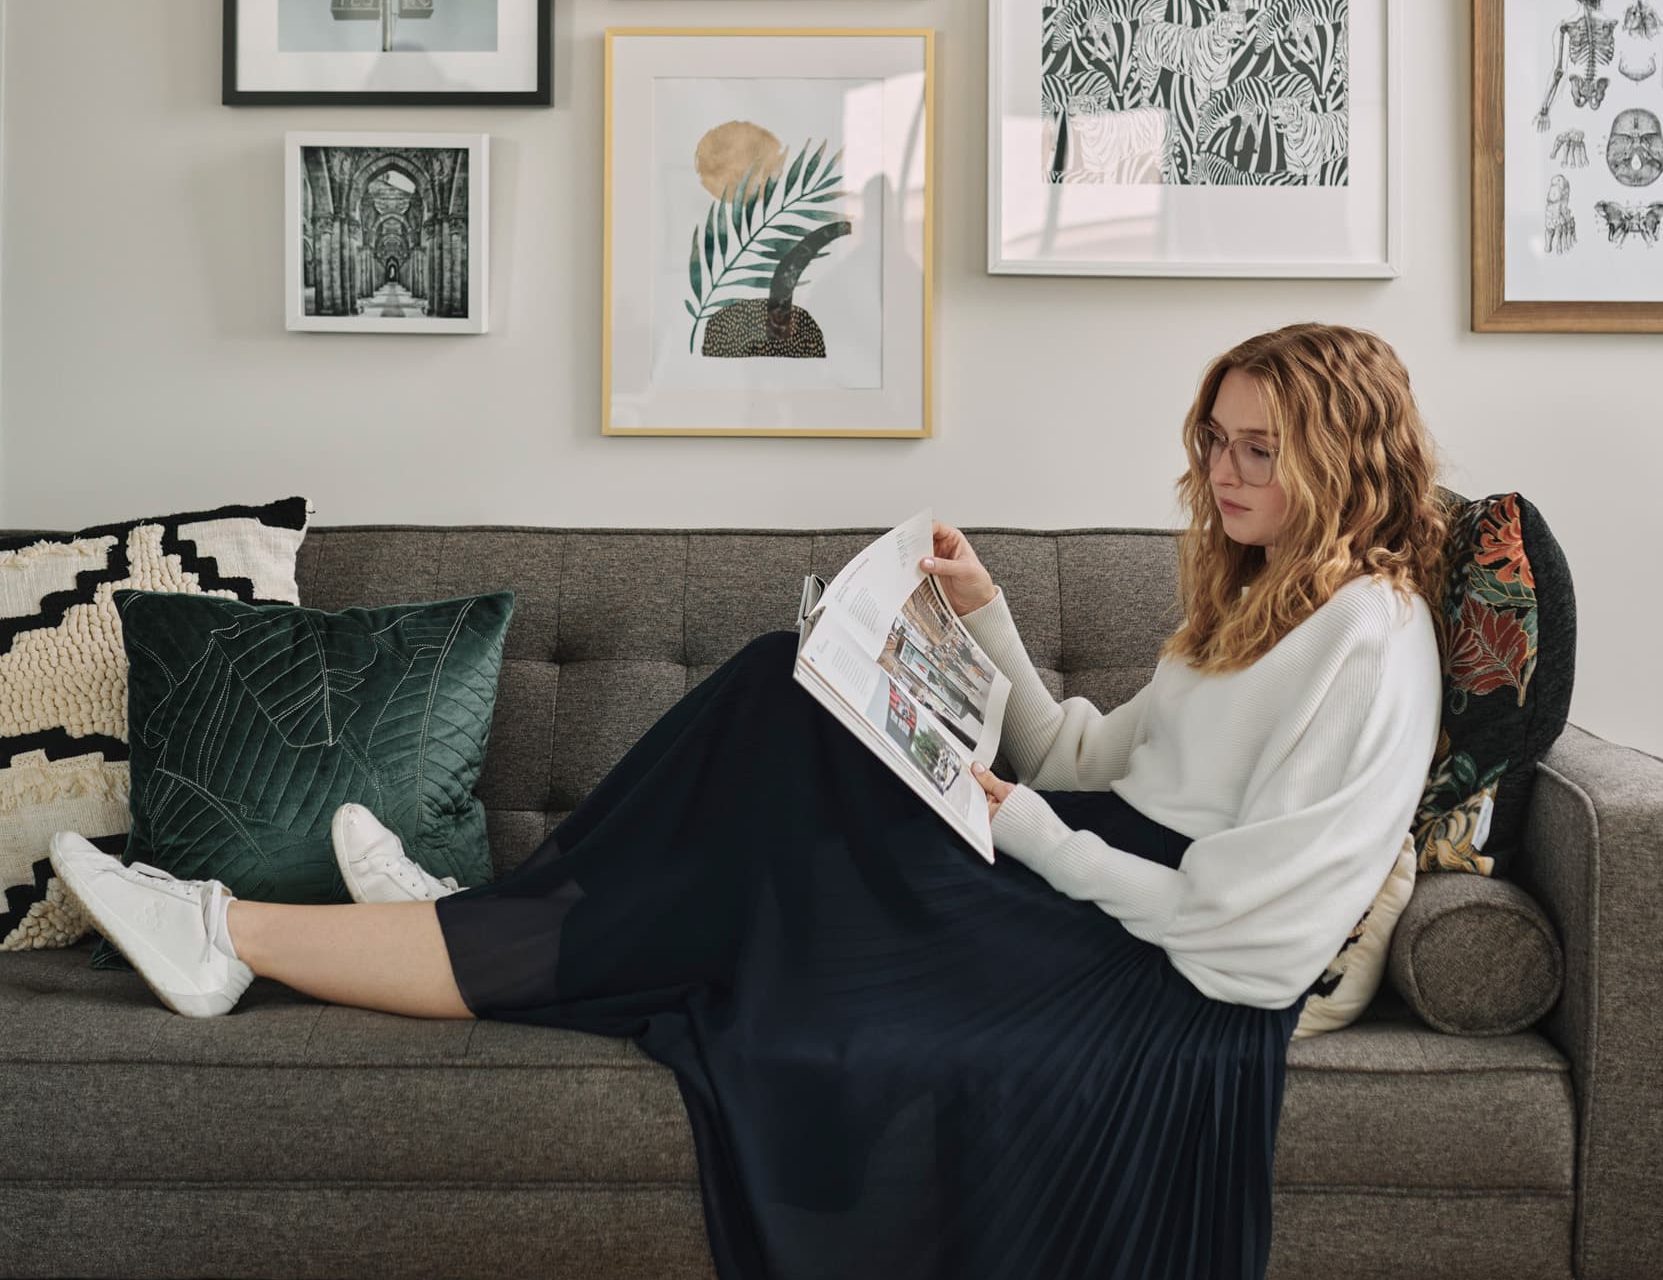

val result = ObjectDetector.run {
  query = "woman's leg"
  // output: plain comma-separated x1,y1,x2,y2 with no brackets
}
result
227,899,474,1020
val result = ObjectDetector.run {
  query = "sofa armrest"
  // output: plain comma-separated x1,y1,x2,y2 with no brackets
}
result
1509,723,1663,1280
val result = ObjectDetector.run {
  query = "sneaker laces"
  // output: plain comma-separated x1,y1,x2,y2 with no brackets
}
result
200,882,231,951
366,846,453,897
124,861,198,900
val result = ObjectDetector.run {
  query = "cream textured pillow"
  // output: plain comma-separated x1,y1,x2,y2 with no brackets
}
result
0,496,312,950
1291,832,1417,1040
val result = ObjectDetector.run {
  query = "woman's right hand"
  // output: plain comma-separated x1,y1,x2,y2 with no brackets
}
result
921,520,999,617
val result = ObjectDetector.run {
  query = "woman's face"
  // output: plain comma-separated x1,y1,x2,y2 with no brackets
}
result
1206,368,1290,563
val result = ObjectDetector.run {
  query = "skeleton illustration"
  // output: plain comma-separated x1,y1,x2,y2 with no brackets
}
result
1546,175,1577,252
1619,51,1658,80
1591,198,1663,243
1552,128,1590,165
1535,1,1618,131
1606,108,1663,184
1624,0,1661,38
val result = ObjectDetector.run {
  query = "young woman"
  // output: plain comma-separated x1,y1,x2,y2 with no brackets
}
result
52,321,1450,1280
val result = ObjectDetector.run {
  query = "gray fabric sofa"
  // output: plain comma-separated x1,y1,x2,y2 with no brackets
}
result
3,522,1659,1280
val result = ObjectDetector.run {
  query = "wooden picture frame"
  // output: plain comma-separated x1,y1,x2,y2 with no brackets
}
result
1473,0,1663,332
602,27,935,438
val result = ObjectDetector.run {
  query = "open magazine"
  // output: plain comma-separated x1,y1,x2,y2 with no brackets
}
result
794,508,1013,863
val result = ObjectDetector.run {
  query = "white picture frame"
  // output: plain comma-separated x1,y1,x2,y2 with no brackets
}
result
988,0,1403,278
603,27,935,437
284,130,489,334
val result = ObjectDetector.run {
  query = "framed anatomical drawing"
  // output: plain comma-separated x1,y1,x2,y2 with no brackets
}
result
1474,0,1663,331
989,0,1401,277
603,28,935,437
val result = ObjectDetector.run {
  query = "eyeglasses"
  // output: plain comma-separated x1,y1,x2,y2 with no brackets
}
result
1200,426,1279,487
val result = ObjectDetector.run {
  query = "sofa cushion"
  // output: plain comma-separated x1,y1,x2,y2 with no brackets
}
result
88,587,514,971
0,940,1572,1200
1386,870,1564,1035
2,941,700,1186
1413,492,1576,877
0,496,312,953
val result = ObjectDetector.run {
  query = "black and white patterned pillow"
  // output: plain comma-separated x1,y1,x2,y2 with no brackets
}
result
0,496,312,950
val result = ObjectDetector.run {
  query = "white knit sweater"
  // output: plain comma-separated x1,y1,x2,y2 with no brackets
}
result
958,574,1442,1009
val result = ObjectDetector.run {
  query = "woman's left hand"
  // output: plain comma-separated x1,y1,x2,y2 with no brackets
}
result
970,761,1015,822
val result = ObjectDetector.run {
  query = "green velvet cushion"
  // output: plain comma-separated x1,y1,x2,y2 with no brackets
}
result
89,586,513,971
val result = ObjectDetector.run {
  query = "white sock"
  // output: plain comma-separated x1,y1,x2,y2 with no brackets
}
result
204,885,240,961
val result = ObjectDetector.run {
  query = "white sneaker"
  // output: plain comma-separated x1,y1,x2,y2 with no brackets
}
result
331,803,462,904
48,831,253,1018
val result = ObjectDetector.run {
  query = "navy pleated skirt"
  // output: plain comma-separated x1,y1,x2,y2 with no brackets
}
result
434,629,1308,1280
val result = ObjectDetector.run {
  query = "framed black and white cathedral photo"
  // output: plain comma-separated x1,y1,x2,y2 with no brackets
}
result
989,0,1402,277
284,132,489,334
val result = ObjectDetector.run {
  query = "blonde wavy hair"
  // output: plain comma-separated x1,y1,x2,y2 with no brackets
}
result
1158,322,1457,675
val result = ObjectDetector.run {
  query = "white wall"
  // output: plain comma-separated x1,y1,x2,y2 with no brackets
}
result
2,0,1658,756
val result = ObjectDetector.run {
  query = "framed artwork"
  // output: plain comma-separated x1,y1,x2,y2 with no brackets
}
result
603,27,935,437
284,131,489,334
988,0,1402,278
1473,0,1663,332
224,0,551,106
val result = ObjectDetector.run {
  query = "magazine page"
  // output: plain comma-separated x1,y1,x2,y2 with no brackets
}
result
795,609,996,862
793,508,1014,863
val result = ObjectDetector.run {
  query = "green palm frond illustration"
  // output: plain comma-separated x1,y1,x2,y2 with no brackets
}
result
685,137,848,353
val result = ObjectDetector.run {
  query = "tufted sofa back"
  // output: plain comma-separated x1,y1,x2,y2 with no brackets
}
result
290,526,1187,875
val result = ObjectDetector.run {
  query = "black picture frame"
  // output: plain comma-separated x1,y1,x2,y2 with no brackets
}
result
223,0,552,107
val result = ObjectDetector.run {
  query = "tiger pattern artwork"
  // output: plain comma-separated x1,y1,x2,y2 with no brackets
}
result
1041,0,1351,187
1131,0,1249,100
1268,94,1349,180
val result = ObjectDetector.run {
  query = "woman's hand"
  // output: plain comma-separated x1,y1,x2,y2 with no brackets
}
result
920,520,998,617
970,760,1015,823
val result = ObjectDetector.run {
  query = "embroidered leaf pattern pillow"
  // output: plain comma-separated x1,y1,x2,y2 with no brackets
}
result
88,587,513,970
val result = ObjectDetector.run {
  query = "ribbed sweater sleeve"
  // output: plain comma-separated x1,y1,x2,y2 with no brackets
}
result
988,622,1423,1010
957,585,1153,790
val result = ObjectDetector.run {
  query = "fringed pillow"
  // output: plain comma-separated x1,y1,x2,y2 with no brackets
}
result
0,497,312,950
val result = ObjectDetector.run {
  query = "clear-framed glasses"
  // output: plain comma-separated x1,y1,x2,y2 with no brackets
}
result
1200,426,1279,487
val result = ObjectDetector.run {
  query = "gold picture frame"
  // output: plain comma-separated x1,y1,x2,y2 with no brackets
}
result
1473,0,1663,332
602,27,935,437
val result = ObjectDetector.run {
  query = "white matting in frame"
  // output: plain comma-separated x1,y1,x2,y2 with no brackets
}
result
988,0,1402,278
284,131,489,334
605,28,934,437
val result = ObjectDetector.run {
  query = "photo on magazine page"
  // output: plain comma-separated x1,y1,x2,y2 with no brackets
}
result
797,606,987,824
873,672,966,797
879,574,1001,753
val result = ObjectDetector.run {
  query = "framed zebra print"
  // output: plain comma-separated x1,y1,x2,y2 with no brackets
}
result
1472,0,1663,332
989,0,1403,277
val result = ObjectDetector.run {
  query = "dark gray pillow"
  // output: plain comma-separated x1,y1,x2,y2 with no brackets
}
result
1387,872,1564,1035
